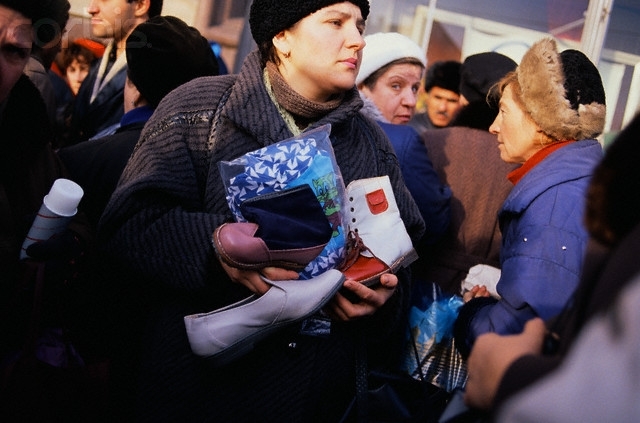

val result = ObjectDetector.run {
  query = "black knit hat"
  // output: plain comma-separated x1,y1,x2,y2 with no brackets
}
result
126,16,219,108
0,0,44,20
249,0,370,46
460,52,516,103
424,60,461,93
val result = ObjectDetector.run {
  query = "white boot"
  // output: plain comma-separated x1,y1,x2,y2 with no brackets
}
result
339,175,418,286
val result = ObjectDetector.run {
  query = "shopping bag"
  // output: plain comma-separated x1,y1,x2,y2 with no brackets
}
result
218,124,347,279
402,281,468,392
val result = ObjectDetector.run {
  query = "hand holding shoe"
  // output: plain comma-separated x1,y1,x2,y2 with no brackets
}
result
184,269,345,365
325,272,398,321
219,259,299,295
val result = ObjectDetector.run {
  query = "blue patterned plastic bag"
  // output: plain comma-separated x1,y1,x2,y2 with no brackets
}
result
218,124,347,279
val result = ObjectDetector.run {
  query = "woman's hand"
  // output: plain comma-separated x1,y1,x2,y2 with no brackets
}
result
463,284,491,302
324,273,398,321
219,260,299,295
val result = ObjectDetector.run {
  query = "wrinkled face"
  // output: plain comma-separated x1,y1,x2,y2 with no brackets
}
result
0,5,32,103
274,2,366,102
66,58,91,95
87,0,137,41
490,84,543,164
360,62,423,124
425,86,461,127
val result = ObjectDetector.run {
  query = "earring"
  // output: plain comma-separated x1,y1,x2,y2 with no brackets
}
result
284,51,291,59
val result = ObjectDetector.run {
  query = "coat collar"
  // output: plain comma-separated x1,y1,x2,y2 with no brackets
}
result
501,139,603,214
91,41,127,103
219,50,363,147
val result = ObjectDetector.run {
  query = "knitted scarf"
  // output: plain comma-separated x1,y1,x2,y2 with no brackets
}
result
265,61,343,134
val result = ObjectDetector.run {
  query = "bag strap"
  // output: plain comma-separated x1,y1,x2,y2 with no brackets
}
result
355,333,369,423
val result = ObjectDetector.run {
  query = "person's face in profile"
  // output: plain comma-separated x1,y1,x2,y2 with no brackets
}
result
0,5,32,103
273,2,366,102
490,84,543,164
86,0,137,41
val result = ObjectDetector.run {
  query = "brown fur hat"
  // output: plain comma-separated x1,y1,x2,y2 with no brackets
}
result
516,38,606,141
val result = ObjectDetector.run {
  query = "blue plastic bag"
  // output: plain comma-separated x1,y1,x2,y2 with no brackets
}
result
403,282,468,392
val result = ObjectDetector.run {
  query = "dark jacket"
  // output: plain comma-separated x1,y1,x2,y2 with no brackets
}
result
378,121,451,245
417,126,516,293
408,111,437,135
58,106,153,228
94,50,425,422
0,75,92,354
455,140,603,357
69,59,126,144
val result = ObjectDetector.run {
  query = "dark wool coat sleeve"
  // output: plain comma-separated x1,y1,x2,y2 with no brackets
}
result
98,75,236,293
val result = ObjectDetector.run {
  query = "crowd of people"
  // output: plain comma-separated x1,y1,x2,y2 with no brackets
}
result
0,0,638,422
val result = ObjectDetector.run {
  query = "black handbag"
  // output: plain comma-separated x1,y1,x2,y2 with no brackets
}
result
340,336,452,423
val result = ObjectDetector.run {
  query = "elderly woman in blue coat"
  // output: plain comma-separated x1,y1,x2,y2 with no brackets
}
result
454,38,606,357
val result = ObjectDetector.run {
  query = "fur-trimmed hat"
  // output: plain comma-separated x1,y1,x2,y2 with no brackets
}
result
356,32,426,85
424,60,462,93
126,16,219,108
460,52,516,103
249,0,370,46
516,37,606,141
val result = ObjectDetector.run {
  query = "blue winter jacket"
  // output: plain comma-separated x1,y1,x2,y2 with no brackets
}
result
454,139,603,356
378,121,452,245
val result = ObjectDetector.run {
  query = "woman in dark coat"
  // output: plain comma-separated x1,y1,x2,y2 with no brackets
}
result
94,1,425,422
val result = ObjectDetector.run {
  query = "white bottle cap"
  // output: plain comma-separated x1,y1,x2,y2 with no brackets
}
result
43,178,84,217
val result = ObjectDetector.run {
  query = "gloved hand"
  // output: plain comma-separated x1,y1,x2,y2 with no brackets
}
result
25,229,85,262
25,229,86,287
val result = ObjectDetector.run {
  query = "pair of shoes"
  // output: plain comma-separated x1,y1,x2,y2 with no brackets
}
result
212,184,333,271
338,175,418,287
184,269,345,366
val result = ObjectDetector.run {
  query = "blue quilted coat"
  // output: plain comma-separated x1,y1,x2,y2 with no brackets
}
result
454,139,603,356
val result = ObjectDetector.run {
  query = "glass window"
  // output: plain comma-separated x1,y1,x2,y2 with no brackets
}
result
367,0,640,133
